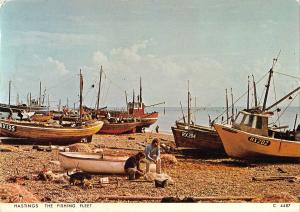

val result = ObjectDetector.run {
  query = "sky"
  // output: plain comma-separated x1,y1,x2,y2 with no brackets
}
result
0,0,299,109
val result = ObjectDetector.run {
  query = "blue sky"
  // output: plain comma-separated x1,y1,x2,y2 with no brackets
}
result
0,0,299,109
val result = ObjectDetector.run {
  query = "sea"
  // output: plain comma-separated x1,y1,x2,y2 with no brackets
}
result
145,106,300,134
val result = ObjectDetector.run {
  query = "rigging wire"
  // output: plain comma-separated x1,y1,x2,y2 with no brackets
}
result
270,91,300,127
210,71,269,123
274,71,300,80
272,75,280,126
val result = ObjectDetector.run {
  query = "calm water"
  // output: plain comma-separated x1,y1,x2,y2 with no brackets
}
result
146,106,300,133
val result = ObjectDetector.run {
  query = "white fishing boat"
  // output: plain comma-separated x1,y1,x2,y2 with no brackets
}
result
214,57,300,160
214,110,300,159
59,152,129,174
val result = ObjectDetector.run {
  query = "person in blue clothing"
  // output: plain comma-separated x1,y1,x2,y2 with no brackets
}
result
144,138,161,174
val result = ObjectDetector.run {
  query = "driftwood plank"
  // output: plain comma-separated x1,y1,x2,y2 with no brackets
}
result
252,176,299,181
96,195,255,201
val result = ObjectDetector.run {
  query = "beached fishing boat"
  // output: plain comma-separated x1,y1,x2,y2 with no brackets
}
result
105,77,161,132
171,82,225,154
0,70,104,144
172,122,225,154
98,119,139,134
59,152,129,174
0,119,103,144
214,57,300,159
214,109,300,159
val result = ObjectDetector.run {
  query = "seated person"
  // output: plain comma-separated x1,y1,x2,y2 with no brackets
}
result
144,138,161,174
124,152,145,180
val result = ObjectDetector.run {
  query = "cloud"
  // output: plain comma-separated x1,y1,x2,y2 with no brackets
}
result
5,30,105,48
90,40,228,106
47,57,69,76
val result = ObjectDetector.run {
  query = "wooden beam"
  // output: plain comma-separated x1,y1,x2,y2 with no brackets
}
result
96,195,255,201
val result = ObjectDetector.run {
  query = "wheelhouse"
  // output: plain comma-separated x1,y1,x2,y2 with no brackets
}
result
232,110,272,136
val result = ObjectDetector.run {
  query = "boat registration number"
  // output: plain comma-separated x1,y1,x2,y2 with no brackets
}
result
182,131,196,139
248,136,270,146
0,123,16,132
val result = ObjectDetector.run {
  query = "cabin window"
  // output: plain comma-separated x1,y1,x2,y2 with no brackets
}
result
243,114,255,127
255,116,263,129
243,115,249,126
248,115,254,127
234,113,244,125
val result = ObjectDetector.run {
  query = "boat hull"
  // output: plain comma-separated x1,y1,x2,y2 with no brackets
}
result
171,124,225,154
0,119,103,144
111,111,158,129
98,122,138,134
214,123,300,159
59,152,128,174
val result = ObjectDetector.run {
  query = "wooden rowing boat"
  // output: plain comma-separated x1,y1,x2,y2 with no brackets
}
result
0,119,103,144
59,152,129,174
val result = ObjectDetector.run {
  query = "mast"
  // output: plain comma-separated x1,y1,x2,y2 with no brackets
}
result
125,90,128,114
194,96,196,123
29,93,31,105
252,74,258,107
293,114,298,132
8,80,11,106
47,95,50,112
231,88,234,123
187,81,191,126
79,69,83,123
263,52,280,111
132,89,135,114
180,101,186,124
58,99,61,112
266,86,300,111
140,77,142,106
247,76,250,110
96,65,103,111
42,88,46,105
16,93,19,105
39,81,42,106
225,88,229,124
